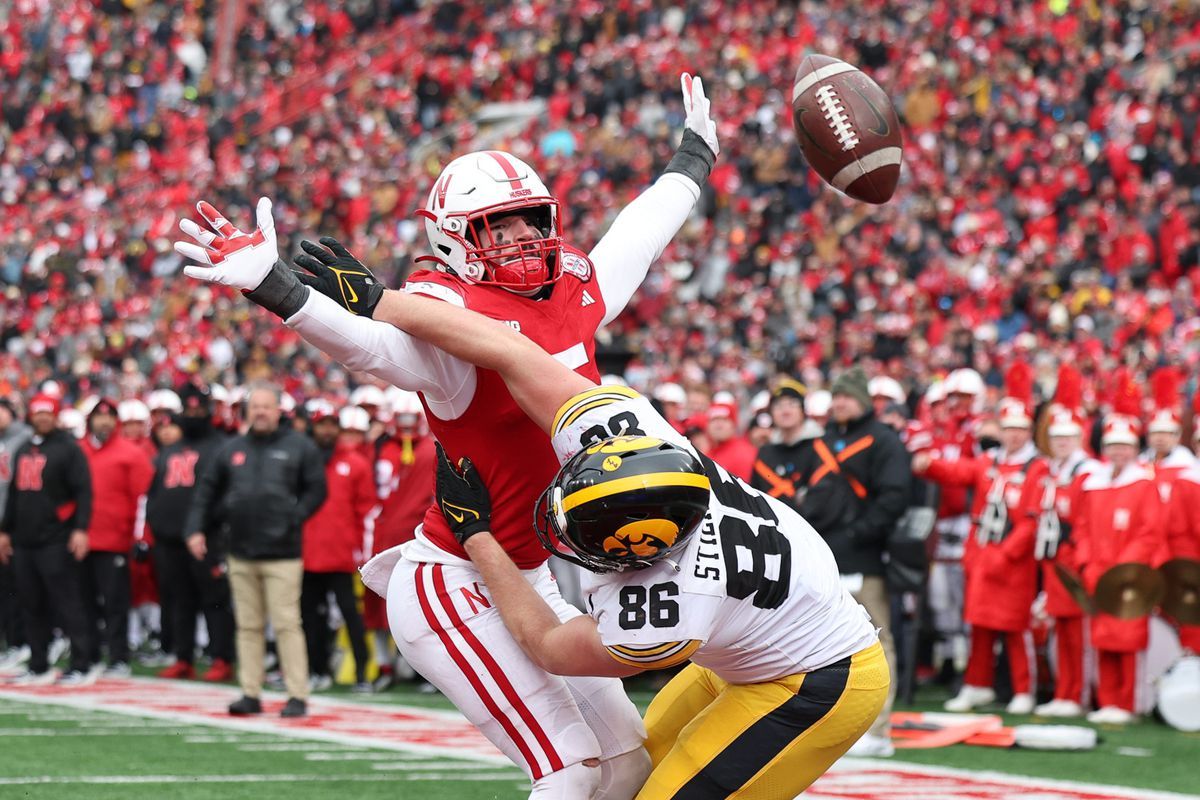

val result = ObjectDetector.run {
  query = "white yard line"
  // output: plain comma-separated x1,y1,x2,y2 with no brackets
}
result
0,773,524,785
831,758,1200,800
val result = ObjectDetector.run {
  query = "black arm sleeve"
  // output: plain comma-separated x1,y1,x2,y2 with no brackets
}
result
663,129,716,187
295,438,327,521
67,442,93,531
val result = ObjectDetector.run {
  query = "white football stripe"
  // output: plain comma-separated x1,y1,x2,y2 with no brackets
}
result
792,60,858,103
831,147,903,191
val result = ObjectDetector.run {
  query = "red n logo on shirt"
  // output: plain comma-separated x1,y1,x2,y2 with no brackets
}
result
164,451,201,489
16,453,47,491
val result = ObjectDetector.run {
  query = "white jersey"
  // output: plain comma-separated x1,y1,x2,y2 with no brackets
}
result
551,386,878,684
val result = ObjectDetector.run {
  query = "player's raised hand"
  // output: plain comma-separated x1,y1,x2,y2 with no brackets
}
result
681,72,719,157
292,236,385,318
175,197,279,291
435,443,493,545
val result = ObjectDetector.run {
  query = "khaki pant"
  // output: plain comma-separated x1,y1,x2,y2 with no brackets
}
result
228,556,308,700
852,575,896,737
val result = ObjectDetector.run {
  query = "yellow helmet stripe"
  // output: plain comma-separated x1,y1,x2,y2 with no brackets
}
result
560,471,711,513
552,385,642,435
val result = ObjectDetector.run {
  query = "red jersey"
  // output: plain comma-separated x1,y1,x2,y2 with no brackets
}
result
408,249,607,569
302,442,376,573
373,433,436,554
81,434,154,553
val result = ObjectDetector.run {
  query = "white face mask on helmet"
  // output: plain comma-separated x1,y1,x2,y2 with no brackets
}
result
416,151,561,294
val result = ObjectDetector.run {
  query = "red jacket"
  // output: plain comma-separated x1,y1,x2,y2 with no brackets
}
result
1040,450,1099,618
81,434,154,553
1074,462,1164,652
1167,466,1200,652
302,442,376,573
372,433,436,555
923,442,1048,631
705,436,758,483
1146,445,1197,505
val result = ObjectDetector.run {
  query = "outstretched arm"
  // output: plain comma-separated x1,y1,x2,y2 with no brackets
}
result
173,200,478,420
373,290,594,435
590,73,718,326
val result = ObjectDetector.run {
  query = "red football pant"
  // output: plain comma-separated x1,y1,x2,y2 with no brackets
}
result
1096,650,1137,711
1053,616,1085,702
964,626,1032,695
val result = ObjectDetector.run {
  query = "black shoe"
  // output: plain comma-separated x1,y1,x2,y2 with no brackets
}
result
280,698,307,718
228,696,263,715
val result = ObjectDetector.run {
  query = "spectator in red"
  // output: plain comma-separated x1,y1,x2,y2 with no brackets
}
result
703,401,756,482
1167,464,1200,654
80,398,154,677
301,405,375,693
1032,408,1099,718
1074,416,1165,725
917,397,1048,716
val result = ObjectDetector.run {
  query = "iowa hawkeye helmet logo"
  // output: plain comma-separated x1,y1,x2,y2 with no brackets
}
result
602,518,681,558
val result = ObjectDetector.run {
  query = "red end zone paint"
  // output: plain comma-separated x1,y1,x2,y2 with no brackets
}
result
0,679,1191,800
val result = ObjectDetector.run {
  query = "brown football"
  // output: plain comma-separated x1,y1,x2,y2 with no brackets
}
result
791,54,902,204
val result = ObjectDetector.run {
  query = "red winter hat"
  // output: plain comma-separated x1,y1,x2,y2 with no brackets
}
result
28,394,60,416
706,402,738,422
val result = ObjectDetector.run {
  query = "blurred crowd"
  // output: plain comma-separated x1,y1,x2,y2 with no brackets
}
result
0,0,1197,416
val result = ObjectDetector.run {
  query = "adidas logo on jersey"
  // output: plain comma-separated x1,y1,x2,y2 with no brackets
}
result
581,291,596,307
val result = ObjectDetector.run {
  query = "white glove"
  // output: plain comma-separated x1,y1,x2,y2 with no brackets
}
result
174,197,278,291
681,72,719,156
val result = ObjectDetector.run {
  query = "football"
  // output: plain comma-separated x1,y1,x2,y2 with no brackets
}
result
791,54,902,204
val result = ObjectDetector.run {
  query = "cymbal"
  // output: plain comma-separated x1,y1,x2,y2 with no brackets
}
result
1053,563,1095,614
1161,558,1200,625
1094,563,1165,620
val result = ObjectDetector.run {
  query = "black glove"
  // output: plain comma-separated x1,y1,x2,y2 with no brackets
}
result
435,443,492,544
292,236,386,318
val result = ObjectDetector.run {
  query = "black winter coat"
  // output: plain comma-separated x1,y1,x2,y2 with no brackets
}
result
796,411,911,576
1,430,92,547
184,427,326,560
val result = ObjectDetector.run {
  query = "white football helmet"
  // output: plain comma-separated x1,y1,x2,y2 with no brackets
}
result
416,150,562,294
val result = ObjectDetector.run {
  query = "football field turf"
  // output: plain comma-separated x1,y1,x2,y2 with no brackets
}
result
0,677,1197,799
